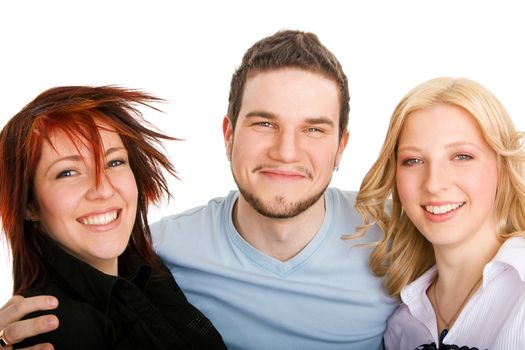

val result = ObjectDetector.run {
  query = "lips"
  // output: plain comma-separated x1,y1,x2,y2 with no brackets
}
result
423,202,465,215
261,170,305,179
255,166,313,180
77,209,120,225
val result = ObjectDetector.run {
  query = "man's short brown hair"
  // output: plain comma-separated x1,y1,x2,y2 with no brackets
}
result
227,30,350,140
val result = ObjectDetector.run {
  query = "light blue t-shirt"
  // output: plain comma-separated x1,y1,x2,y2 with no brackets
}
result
151,188,397,350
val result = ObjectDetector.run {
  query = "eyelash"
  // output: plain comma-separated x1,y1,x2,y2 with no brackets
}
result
254,122,326,134
256,121,273,128
107,159,126,168
55,159,126,179
400,153,474,166
401,158,422,166
455,154,473,161
56,169,77,179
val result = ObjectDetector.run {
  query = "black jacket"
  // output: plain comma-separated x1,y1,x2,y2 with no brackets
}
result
18,238,226,350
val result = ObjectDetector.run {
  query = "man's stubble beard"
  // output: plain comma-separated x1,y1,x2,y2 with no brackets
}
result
233,175,328,219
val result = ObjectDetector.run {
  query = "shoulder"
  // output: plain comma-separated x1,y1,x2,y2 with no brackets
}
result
327,187,393,212
493,285,525,347
326,187,384,242
153,191,236,227
151,191,237,243
383,305,405,350
384,303,428,350
491,237,525,281
325,187,359,220
385,303,411,332
21,285,111,349
327,187,358,205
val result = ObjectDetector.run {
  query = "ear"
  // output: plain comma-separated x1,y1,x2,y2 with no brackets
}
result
222,115,234,161
334,130,349,167
25,204,40,222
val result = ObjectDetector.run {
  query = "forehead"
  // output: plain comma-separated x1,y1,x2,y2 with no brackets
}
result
41,125,124,158
240,68,340,120
399,104,487,145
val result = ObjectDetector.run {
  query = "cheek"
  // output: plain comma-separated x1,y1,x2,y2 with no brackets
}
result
231,137,266,164
120,174,138,207
35,193,81,243
465,167,499,208
395,171,425,223
36,185,82,223
395,169,413,205
312,153,335,173
308,141,340,168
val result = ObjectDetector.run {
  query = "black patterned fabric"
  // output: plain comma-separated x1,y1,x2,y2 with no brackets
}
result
415,329,486,350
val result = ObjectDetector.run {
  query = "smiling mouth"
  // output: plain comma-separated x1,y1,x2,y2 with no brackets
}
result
255,166,313,180
78,210,120,225
424,202,465,215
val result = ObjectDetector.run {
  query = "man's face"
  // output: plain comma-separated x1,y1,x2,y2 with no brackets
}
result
223,68,348,218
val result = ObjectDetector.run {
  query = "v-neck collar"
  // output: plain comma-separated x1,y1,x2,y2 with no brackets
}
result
225,189,335,277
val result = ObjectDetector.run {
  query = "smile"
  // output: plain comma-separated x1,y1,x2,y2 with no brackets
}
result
424,202,465,215
255,166,313,180
78,210,120,225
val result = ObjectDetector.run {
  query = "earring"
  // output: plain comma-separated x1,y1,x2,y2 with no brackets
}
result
333,165,339,172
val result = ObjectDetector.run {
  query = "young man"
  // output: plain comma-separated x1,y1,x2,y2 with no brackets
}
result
0,30,396,350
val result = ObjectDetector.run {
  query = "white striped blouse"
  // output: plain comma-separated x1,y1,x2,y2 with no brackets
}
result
384,237,525,350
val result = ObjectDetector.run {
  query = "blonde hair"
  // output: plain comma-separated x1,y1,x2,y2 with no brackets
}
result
356,77,525,297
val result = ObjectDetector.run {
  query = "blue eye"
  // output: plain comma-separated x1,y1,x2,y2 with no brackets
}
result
306,127,322,133
107,159,125,168
456,154,473,161
402,158,423,166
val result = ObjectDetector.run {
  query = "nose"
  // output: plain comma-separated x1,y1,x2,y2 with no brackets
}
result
423,162,450,194
86,172,115,200
268,129,300,163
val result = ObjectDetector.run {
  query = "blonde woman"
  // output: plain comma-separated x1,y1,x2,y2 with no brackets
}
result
356,77,525,349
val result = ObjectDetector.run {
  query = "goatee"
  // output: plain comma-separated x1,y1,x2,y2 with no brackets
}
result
236,183,327,219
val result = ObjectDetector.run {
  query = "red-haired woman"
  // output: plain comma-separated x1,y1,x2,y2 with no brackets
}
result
0,86,226,349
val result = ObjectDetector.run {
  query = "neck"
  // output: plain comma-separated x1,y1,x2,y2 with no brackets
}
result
433,231,501,288
429,229,502,332
93,259,118,276
233,194,326,261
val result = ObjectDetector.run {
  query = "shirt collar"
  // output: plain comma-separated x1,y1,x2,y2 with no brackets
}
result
399,266,437,322
400,236,525,305
486,236,525,282
400,265,437,305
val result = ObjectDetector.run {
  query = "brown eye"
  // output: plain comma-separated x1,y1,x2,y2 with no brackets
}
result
256,121,273,128
56,169,76,179
307,127,322,133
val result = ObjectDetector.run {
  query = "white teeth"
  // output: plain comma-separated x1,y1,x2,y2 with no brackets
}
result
80,211,118,225
425,202,464,215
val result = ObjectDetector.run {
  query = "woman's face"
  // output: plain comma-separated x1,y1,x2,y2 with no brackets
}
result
31,126,138,275
396,103,499,250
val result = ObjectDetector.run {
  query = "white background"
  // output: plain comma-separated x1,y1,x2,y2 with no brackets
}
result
1,0,524,305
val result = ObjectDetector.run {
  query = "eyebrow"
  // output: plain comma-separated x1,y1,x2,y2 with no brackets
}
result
244,111,335,127
44,146,126,177
397,141,484,153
